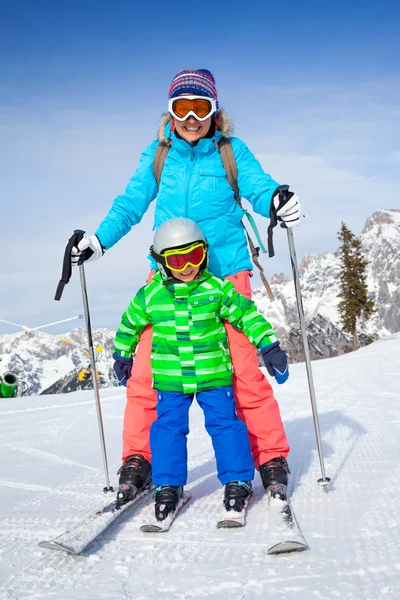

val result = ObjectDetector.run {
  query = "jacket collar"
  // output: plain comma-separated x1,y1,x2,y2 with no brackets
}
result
153,268,214,292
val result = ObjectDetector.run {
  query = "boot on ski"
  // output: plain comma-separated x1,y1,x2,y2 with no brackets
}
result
217,480,252,528
259,456,290,495
116,454,152,509
223,480,252,512
140,485,191,532
153,485,183,522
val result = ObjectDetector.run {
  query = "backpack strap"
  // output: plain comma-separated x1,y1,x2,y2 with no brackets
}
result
153,142,170,187
218,137,241,206
218,138,274,301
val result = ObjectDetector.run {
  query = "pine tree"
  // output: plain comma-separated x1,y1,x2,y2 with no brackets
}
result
337,223,375,350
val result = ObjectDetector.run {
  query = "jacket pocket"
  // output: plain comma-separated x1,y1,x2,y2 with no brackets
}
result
198,168,234,207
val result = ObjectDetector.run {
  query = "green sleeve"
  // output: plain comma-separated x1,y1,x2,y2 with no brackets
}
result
218,280,278,348
114,287,150,358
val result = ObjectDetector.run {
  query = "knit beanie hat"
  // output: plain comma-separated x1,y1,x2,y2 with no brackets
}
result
168,69,218,100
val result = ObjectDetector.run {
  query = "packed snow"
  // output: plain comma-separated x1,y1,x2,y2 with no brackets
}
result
1,334,400,599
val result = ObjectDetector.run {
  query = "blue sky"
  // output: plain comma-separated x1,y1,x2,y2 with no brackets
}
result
0,0,399,334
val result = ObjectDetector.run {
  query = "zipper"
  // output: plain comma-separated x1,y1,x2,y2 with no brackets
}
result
185,143,195,216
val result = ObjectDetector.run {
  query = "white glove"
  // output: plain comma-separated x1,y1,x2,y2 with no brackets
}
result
71,234,104,266
273,188,302,228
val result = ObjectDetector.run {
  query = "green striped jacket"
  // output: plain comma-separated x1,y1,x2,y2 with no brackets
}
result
114,269,278,394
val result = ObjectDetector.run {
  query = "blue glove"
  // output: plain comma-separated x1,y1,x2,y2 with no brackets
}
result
261,342,289,384
113,353,133,386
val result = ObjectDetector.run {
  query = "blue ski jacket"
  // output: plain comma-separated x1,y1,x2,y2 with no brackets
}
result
95,112,280,278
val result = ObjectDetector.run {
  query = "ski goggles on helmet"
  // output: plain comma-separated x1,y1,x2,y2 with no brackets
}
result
150,241,207,272
168,95,217,122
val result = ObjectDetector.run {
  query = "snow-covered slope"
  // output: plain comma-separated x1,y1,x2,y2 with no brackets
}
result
253,209,400,360
1,334,400,599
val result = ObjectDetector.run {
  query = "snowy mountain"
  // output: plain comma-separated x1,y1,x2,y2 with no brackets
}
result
1,334,400,599
253,208,400,361
0,328,117,396
1,209,399,396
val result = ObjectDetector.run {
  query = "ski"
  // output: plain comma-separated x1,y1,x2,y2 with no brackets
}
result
266,484,307,555
216,495,250,528
38,485,153,555
140,491,191,532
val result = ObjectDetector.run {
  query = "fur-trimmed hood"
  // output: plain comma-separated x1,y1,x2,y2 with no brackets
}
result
157,110,233,144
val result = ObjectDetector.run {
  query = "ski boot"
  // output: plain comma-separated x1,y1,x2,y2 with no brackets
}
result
223,481,252,513
116,454,152,509
153,485,183,522
259,457,290,497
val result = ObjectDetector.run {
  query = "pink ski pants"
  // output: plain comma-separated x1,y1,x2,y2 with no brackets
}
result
122,270,289,469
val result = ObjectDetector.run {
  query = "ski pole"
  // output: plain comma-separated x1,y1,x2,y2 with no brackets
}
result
55,230,114,493
286,229,331,492
78,263,114,493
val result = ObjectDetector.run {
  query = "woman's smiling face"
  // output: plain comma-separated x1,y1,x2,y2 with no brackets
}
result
174,114,212,143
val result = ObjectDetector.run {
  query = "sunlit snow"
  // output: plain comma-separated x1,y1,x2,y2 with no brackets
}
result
1,334,400,599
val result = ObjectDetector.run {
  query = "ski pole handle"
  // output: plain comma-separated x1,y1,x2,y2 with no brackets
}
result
55,230,85,301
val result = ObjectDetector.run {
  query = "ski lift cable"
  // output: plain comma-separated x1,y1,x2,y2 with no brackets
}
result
32,315,83,331
0,318,30,331
0,315,83,333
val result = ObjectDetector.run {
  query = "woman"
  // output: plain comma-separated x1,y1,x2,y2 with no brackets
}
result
70,69,301,504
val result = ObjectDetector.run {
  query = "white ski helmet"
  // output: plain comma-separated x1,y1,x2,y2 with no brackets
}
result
150,217,208,278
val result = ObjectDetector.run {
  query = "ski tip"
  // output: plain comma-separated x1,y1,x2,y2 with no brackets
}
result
217,519,243,529
38,540,77,554
140,524,165,533
267,540,307,555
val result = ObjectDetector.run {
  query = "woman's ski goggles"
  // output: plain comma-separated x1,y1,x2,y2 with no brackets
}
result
151,241,207,272
168,95,217,122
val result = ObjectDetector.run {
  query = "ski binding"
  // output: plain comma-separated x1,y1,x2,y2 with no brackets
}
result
140,491,191,532
217,495,250,528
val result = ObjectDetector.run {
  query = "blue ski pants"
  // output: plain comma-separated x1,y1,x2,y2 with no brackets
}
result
150,386,255,486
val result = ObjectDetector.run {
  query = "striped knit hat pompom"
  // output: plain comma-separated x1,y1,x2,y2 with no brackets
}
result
168,69,218,100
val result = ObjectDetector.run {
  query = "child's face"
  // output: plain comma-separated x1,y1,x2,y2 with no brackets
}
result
170,264,200,282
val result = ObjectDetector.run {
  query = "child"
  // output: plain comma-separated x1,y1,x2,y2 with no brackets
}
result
113,217,289,526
